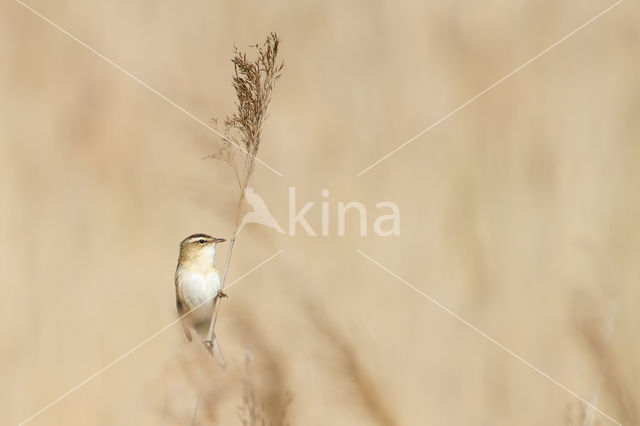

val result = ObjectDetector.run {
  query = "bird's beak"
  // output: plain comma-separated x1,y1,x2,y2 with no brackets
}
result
213,238,226,244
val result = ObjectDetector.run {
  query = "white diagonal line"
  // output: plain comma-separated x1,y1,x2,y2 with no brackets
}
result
225,250,283,290
356,250,622,425
13,0,283,177
356,0,625,176
18,250,283,426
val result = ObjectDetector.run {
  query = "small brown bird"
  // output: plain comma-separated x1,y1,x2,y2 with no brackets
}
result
175,234,226,346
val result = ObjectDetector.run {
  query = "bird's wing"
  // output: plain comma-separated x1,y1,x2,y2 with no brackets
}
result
175,285,192,341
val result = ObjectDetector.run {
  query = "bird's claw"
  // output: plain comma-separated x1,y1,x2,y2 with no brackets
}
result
217,290,228,299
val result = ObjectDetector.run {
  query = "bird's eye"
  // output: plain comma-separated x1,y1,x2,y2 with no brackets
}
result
199,239,205,244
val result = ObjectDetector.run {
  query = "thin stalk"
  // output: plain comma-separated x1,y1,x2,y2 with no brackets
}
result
206,193,244,347
582,301,617,426
190,390,200,426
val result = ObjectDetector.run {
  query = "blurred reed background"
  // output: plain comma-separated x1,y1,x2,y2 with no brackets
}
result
1,0,638,425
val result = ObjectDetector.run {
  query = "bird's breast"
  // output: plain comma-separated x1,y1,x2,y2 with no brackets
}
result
176,268,221,310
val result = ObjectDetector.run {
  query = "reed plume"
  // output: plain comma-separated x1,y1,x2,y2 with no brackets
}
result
204,33,284,360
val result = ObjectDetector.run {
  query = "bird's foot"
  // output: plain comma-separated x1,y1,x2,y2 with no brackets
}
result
216,290,228,299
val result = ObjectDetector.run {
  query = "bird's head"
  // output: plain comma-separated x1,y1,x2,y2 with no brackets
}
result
179,233,226,267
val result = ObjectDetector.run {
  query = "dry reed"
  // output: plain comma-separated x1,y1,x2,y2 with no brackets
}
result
204,33,284,362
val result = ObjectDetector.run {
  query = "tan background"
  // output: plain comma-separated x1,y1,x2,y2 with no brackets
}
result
1,0,638,425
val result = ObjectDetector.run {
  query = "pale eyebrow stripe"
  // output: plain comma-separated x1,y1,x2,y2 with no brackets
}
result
186,236,211,243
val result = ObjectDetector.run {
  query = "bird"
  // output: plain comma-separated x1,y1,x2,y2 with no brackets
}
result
175,233,227,358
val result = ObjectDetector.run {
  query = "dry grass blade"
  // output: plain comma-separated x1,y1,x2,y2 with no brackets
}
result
307,303,397,426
